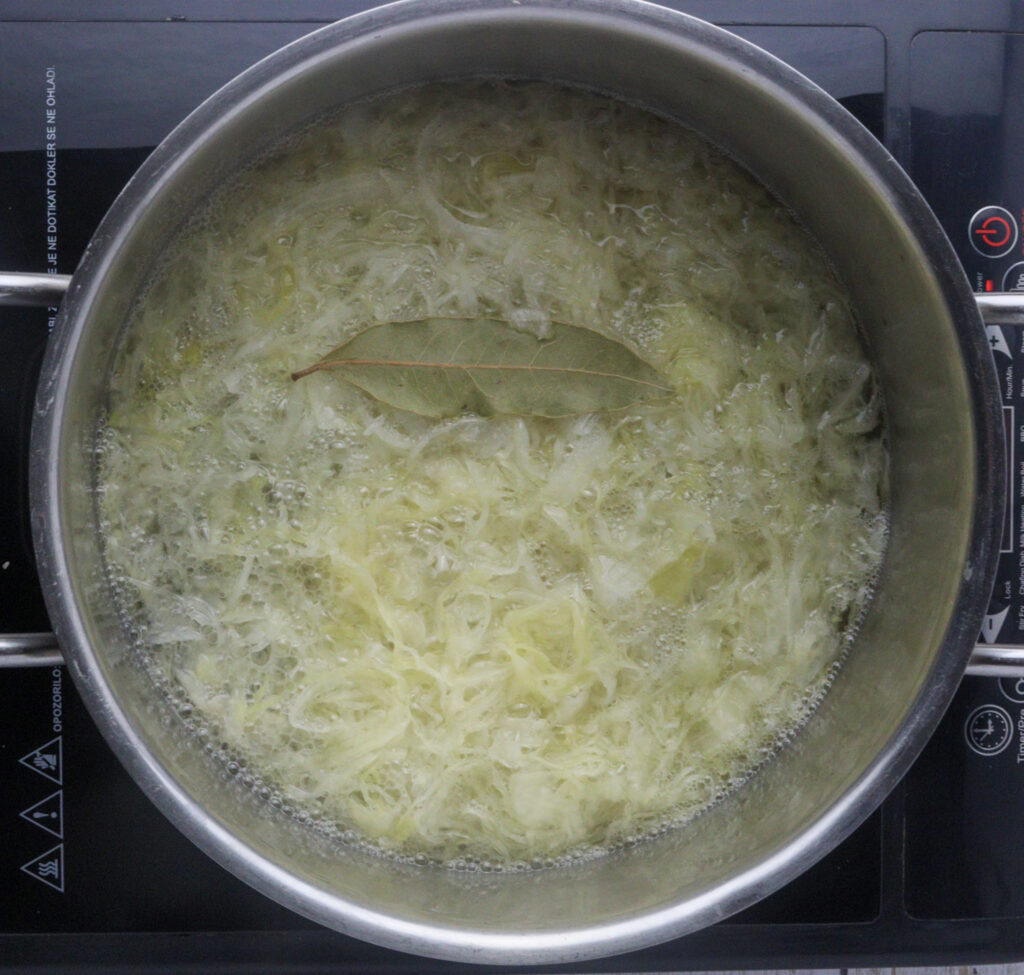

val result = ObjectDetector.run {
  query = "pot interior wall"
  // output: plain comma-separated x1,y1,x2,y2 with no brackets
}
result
43,2,988,961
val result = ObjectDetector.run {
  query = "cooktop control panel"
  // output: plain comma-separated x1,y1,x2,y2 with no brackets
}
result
909,31,1024,298
908,32,1024,651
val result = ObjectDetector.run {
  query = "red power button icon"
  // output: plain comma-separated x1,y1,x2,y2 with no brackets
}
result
975,216,1012,248
969,205,1018,258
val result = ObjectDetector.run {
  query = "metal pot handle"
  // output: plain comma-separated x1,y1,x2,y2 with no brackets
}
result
0,270,70,307
2,277,1024,672
968,293,1024,675
0,634,63,668
2,273,70,668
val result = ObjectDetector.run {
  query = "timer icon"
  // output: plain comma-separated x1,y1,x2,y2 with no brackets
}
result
964,704,1013,756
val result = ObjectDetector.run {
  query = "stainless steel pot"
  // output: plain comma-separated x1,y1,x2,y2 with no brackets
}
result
2,0,1023,963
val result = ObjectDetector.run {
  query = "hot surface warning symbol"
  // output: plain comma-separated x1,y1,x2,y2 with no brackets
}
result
20,844,64,893
19,736,62,785
20,790,63,839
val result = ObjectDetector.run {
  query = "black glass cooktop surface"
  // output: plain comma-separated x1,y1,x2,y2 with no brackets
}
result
2,1,1023,970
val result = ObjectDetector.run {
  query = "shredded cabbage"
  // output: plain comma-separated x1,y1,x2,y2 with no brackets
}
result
97,82,888,867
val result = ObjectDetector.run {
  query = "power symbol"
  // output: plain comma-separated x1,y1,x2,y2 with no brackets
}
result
969,205,1018,258
974,216,1012,248
966,204,1015,257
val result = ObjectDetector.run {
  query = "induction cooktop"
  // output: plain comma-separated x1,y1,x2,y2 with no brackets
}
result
2,1,1024,971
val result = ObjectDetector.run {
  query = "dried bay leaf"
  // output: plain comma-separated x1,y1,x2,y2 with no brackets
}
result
291,317,674,418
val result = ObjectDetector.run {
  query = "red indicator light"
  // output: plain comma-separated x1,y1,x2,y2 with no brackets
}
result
985,279,995,292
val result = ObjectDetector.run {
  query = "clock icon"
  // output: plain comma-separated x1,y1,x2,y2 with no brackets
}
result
964,705,1013,756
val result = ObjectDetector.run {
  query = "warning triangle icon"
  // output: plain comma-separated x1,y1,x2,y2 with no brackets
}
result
19,736,62,785
20,790,63,839
20,843,64,893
